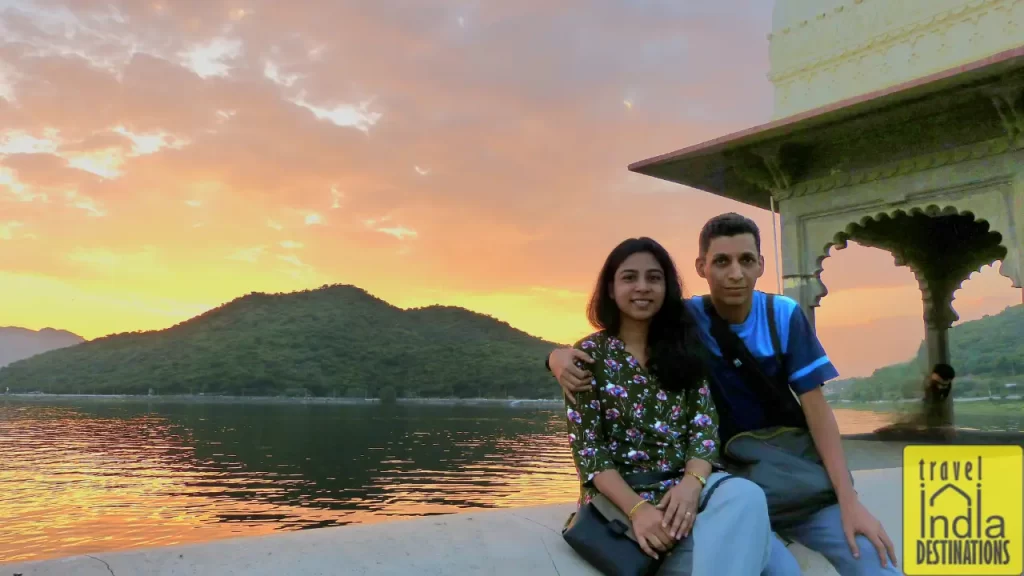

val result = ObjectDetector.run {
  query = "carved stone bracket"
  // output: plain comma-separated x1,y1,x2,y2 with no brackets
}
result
909,251,1004,331
729,143,812,203
751,145,792,191
987,82,1024,142
913,267,959,331
727,150,778,196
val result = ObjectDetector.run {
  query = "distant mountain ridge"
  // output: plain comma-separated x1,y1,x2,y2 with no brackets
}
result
832,304,1023,401
0,284,562,399
0,327,85,369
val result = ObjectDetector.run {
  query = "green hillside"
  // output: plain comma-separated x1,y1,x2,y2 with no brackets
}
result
835,304,1024,401
0,285,563,400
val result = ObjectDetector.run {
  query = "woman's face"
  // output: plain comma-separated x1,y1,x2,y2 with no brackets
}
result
610,251,665,323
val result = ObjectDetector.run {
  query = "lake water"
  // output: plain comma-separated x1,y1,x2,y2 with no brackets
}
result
0,398,1017,564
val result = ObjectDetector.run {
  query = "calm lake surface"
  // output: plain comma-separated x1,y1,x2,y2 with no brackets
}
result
0,398,1018,563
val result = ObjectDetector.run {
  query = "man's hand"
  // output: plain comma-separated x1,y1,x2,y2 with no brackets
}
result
549,348,594,404
840,498,898,568
799,388,897,565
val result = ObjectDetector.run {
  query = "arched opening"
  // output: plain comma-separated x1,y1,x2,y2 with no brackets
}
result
815,242,923,382
947,265,1023,410
813,241,924,433
810,206,1020,432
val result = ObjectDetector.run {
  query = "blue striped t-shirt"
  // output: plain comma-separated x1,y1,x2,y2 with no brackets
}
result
684,291,839,439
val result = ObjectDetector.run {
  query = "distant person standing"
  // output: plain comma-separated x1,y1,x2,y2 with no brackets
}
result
922,363,955,428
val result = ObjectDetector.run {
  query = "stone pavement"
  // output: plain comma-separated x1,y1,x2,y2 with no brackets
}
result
2,468,904,576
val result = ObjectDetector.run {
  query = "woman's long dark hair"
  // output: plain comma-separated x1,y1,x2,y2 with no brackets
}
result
586,237,707,393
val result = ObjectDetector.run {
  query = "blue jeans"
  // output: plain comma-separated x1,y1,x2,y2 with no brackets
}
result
656,472,773,575
763,503,901,576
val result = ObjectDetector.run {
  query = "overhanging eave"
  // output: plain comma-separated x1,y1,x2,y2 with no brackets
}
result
628,46,1024,212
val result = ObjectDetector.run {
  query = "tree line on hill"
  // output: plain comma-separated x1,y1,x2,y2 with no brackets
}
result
0,285,565,401
829,304,1023,402
2,284,1019,404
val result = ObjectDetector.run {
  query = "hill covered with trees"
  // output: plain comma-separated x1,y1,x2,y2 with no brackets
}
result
0,285,564,400
833,304,1023,401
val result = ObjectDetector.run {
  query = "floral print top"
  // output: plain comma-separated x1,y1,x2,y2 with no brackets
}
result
565,331,720,508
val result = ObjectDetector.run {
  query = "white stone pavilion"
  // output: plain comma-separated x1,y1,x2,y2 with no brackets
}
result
630,0,1024,386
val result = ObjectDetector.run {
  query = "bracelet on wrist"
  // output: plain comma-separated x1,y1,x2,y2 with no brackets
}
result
684,471,708,483
627,499,647,520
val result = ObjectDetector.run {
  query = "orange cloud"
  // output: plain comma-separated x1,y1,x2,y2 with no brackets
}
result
0,0,1018,378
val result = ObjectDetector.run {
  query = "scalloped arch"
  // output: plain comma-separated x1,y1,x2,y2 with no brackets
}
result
810,204,1008,310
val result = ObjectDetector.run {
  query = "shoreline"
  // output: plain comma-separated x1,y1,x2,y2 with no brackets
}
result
5,393,1021,417
834,397,1024,417
0,392,565,408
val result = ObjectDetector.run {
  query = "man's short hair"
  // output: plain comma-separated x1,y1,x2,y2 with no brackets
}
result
698,212,761,257
932,363,956,381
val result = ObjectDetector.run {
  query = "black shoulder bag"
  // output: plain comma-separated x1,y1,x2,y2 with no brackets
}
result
702,294,852,531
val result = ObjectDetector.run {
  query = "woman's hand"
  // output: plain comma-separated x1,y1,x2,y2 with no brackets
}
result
656,475,702,539
630,502,674,559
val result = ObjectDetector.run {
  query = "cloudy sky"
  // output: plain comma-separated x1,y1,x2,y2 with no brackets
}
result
0,0,1018,377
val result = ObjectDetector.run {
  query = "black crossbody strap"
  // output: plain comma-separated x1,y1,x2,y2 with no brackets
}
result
702,296,776,407
702,295,806,428
697,474,737,513
766,294,804,417
766,294,784,374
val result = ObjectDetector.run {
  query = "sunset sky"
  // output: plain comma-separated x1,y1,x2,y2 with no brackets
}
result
0,0,1019,377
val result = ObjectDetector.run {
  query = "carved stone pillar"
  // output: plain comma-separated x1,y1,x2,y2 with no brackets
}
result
914,266,959,369
778,199,828,330
986,84,1024,291
782,274,820,328
1003,168,1024,290
911,263,961,426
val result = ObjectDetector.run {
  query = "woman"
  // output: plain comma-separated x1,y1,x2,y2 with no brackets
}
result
564,237,773,575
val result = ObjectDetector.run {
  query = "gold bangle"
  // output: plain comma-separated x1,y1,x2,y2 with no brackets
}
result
685,471,707,486
628,499,647,520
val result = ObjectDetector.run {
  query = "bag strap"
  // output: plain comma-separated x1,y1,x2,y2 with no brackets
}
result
765,294,803,425
701,295,777,405
766,294,785,375
697,474,737,514
702,295,806,429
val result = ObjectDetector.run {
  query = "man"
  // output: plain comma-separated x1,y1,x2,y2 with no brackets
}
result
924,363,954,403
922,363,955,428
547,213,899,575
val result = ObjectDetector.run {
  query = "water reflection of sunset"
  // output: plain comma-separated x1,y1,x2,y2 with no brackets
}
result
0,401,898,563
830,409,900,435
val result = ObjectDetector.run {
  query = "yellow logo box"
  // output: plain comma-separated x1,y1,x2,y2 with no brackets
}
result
903,445,1023,575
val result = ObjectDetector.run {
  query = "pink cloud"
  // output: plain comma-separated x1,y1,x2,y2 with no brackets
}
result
0,0,1015,371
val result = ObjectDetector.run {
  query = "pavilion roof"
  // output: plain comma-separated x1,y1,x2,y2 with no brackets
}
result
628,46,1024,211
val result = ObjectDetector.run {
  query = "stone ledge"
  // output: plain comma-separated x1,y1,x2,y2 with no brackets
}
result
2,468,903,576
